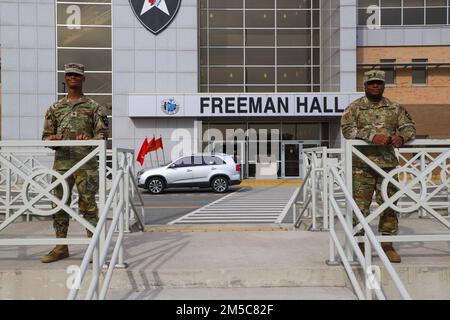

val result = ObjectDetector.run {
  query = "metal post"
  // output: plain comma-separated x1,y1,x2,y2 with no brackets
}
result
124,157,130,233
128,152,136,213
419,152,426,218
118,171,125,267
112,148,118,226
292,203,296,226
6,153,11,220
323,148,329,230
27,156,34,222
98,141,107,256
344,140,354,261
93,244,100,300
447,168,450,217
364,235,373,300
311,167,317,230
326,170,339,266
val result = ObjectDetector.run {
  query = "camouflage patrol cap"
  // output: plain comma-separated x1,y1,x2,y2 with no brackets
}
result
64,63,85,76
364,70,385,84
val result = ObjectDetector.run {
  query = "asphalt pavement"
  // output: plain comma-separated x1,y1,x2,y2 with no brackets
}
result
139,186,241,224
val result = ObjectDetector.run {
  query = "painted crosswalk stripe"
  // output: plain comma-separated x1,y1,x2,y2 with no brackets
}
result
168,186,298,225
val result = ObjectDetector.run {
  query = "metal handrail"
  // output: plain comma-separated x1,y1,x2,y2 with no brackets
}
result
0,140,107,247
328,166,412,300
294,165,312,228
127,166,145,231
345,140,450,236
112,148,145,232
297,147,345,230
68,169,125,300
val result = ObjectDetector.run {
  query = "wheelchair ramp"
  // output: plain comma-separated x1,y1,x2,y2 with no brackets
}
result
168,186,298,225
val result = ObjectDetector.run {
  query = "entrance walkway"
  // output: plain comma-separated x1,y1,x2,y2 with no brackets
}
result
168,183,299,225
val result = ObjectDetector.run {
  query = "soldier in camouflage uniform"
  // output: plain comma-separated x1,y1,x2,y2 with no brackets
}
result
41,63,109,263
341,70,416,263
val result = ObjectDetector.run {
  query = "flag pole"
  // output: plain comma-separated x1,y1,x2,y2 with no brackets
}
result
148,151,154,168
154,150,160,166
160,135,166,164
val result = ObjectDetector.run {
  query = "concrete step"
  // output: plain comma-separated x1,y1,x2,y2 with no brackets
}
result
2,219,450,299
106,286,357,300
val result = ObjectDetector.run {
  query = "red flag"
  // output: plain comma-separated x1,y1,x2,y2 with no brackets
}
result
147,136,157,152
154,137,163,150
148,137,163,152
136,138,149,165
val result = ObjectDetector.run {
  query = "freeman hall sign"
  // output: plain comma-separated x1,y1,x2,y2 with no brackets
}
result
128,93,364,117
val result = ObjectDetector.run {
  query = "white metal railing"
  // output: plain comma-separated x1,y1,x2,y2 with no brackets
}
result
67,169,127,300
111,148,145,232
0,144,144,233
0,142,146,299
327,166,411,300
0,140,107,248
344,140,450,251
293,165,312,228
394,144,450,217
0,149,55,221
294,147,345,230
297,139,450,299
297,141,450,231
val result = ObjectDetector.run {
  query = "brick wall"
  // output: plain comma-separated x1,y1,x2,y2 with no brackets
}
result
357,46,450,138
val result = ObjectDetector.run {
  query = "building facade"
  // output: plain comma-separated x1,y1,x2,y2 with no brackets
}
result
0,0,449,179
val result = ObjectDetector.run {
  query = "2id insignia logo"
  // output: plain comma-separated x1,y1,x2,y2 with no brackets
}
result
161,98,179,115
129,0,182,35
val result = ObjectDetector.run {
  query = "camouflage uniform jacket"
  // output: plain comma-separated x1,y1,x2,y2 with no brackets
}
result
42,96,109,170
341,96,416,168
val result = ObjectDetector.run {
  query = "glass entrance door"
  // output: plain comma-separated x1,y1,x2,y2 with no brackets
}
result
282,141,322,177
282,142,301,177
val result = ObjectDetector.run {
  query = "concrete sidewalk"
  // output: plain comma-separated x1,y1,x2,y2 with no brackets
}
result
0,216,450,299
0,220,352,299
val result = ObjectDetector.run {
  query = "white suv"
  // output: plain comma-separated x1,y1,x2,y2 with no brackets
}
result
137,153,241,194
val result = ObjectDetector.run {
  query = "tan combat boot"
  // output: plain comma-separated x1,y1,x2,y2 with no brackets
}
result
41,245,69,263
381,242,401,263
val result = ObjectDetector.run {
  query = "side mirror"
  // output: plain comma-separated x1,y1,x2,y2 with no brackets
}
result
169,163,177,169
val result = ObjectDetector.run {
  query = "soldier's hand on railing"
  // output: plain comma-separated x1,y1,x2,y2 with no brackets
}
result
47,134,62,140
372,134,391,145
75,134,90,140
391,135,404,148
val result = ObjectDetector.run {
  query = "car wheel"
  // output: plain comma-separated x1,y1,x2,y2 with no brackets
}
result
211,176,229,193
147,177,165,194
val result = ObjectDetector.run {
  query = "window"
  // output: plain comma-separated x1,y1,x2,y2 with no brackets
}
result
173,157,193,167
404,7,425,25
199,0,320,92
358,0,450,26
202,156,226,165
380,59,396,85
381,8,402,25
412,59,428,85
56,0,112,148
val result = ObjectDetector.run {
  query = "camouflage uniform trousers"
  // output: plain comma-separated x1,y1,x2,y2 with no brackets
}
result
51,169,99,238
352,166,399,236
